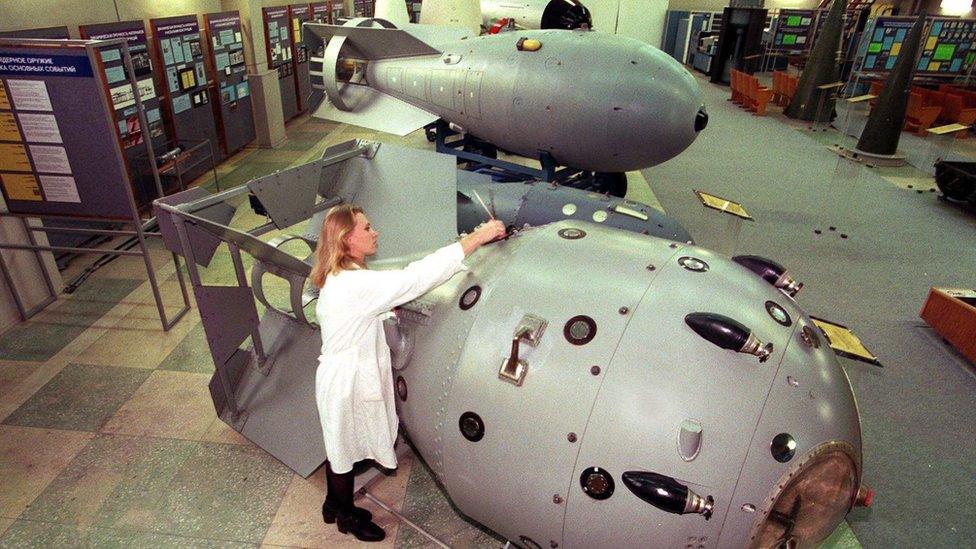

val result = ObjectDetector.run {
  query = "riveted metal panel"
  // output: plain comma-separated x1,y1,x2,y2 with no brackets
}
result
404,67,429,102
387,66,404,93
463,70,483,119
430,68,458,110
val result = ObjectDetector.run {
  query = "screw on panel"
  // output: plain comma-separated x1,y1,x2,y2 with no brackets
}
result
741,503,756,512
552,495,563,504
619,306,629,315
590,365,601,375
567,433,577,443
787,376,799,387
669,243,678,248
646,264,656,271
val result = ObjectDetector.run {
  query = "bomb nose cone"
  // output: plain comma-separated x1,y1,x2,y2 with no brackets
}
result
695,106,708,132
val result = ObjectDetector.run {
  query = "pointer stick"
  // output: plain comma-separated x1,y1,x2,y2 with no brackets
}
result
471,190,495,220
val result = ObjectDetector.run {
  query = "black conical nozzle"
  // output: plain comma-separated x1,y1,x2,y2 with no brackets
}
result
732,255,803,297
622,471,714,519
695,107,709,132
685,312,773,362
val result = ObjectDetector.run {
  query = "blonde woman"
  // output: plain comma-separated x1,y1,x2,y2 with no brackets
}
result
311,204,505,541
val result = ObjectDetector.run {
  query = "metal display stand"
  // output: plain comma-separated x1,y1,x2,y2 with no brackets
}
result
0,38,190,331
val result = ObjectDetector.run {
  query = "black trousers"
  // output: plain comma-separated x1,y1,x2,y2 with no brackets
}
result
325,460,355,511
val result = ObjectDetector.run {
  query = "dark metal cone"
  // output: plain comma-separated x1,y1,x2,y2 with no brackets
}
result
784,0,847,121
856,12,928,156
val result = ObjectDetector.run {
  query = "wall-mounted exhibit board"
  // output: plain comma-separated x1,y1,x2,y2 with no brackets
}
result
0,41,139,219
857,17,915,73
204,11,255,157
353,0,375,18
916,18,976,76
855,16,976,78
78,20,166,208
310,2,331,23
770,9,816,52
263,6,300,121
310,1,343,23
291,4,312,113
0,27,71,40
149,14,221,185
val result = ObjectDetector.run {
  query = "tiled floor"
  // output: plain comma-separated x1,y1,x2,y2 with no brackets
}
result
0,113,871,548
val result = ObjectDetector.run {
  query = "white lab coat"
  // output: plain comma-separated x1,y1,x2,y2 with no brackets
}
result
315,242,467,474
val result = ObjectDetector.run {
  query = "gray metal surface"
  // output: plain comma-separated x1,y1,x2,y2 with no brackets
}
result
457,180,694,242
308,23,706,173
480,0,548,28
154,140,862,547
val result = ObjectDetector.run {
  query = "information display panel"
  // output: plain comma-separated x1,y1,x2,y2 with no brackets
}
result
310,1,340,24
291,4,312,113
0,42,137,219
204,11,256,156
150,14,221,179
858,17,915,74
353,0,374,18
916,17,976,76
263,6,300,121
79,20,166,207
771,9,816,52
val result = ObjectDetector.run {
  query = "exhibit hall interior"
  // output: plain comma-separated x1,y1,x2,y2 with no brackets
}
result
0,0,973,547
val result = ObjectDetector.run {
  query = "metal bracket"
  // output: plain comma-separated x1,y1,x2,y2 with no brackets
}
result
498,314,547,386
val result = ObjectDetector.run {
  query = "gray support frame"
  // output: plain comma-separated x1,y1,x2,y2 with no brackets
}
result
152,139,457,475
0,38,190,331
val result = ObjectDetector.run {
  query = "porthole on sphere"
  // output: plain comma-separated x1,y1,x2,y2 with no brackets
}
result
459,285,481,310
580,467,615,500
564,315,597,345
678,256,709,272
459,412,485,442
765,301,792,326
562,203,577,216
592,210,608,223
558,227,586,240
396,376,407,401
771,433,797,463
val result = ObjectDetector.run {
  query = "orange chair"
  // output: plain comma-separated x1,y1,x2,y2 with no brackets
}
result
771,71,786,105
746,75,773,115
904,92,943,135
944,93,976,137
783,74,798,105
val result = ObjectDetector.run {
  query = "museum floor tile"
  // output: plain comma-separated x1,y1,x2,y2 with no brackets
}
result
0,112,868,548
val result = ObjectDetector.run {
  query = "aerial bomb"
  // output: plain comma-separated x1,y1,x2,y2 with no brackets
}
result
305,22,708,174
153,140,865,549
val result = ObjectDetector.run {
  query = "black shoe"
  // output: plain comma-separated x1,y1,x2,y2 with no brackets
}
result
322,499,373,524
336,512,386,542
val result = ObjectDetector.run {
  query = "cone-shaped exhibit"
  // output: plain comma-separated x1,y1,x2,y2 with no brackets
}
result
855,13,928,156
784,0,847,121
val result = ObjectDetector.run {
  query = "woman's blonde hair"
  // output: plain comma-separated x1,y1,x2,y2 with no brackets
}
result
310,204,364,288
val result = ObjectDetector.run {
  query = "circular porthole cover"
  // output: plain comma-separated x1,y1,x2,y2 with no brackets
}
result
771,433,797,463
459,412,485,442
580,467,615,500
678,256,709,272
396,376,407,401
765,301,792,326
564,315,597,345
592,210,608,223
459,285,482,310
562,203,577,216
558,227,586,240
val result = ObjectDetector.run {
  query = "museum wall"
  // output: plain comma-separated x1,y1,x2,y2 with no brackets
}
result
589,0,671,52
0,0,223,35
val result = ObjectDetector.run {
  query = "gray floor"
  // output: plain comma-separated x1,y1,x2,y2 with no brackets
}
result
645,74,976,548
